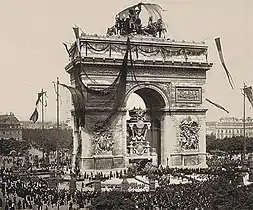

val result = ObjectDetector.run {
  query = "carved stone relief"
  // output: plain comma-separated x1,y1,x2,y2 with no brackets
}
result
92,127,114,155
175,87,202,103
179,116,200,150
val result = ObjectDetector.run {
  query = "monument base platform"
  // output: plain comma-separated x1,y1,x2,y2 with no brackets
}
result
170,152,207,168
126,155,158,167
80,155,126,171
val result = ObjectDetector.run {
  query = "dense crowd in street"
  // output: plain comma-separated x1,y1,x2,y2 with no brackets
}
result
0,153,252,209
0,162,252,209
0,167,95,209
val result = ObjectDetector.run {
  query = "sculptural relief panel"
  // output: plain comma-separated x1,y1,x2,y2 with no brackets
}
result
174,115,200,153
92,128,114,155
175,87,202,104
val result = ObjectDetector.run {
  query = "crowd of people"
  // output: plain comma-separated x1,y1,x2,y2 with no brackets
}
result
0,154,252,209
89,179,253,209
0,167,98,209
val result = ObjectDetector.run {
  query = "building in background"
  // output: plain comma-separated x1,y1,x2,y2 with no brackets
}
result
0,113,22,140
21,120,72,130
206,117,253,139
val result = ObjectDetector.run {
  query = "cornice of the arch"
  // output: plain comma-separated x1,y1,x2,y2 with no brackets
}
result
123,82,170,108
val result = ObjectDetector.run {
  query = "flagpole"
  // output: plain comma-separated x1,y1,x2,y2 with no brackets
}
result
41,89,45,160
41,89,44,129
242,83,247,166
56,77,60,168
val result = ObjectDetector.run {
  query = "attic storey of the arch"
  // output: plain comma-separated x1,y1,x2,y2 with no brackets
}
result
65,5,212,170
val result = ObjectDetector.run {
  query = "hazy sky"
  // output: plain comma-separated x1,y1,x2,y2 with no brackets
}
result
0,0,253,122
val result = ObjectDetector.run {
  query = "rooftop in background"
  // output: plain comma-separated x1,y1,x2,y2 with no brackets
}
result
218,117,253,123
0,113,20,124
21,120,72,130
206,117,253,138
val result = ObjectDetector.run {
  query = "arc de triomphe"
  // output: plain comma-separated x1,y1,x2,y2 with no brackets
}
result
65,34,213,171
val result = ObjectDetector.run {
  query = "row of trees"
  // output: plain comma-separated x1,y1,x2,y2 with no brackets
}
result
2,132,252,157
0,138,30,156
0,129,73,156
206,135,253,155
22,128,73,153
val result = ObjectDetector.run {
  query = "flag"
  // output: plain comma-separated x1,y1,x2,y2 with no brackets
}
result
73,27,79,39
35,90,47,106
44,92,48,107
73,27,81,55
206,98,229,113
60,83,86,128
243,86,253,108
215,37,235,89
63,43,71,57
35,92,43,106
29,108,39,123
30,90,46,123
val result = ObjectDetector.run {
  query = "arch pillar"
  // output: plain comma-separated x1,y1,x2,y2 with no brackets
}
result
160,111,176,167
198,115,207,167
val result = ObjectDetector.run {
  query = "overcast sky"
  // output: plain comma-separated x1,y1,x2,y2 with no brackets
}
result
0,0,252,122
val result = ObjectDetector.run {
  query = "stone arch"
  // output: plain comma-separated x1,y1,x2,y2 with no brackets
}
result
123,83,169,109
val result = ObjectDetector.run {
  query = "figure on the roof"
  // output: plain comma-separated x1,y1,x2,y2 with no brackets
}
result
129,8,135,31
156,18,167,38
134,6,142,34
122,14,130,35
115,15,121,35
106,26,116,36
148,16,153,27
107,2,167,37
143,16,156,37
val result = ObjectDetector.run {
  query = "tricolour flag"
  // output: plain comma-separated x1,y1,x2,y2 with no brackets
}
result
206,98,229,113
215,37,235,89
243,86,253,108
29,108,39,123
29,90,47,123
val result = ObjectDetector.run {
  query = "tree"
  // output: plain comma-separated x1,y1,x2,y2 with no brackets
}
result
22,128,73,153
206,135,253,155
0,138,29,156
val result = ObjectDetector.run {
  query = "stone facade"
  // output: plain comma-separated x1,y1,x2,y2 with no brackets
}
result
206,117,253,139
65,34,212,171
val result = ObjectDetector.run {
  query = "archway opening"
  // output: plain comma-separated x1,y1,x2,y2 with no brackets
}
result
126,87,166,165
126,93,146,120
